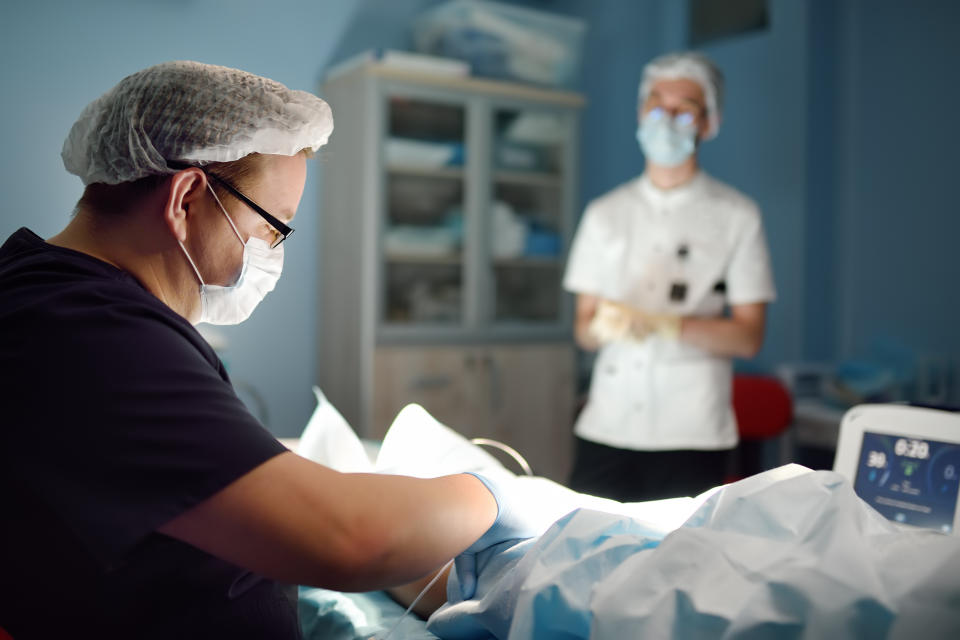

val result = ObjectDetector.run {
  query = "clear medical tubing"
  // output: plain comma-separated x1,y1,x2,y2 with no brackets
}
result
376,438,534,639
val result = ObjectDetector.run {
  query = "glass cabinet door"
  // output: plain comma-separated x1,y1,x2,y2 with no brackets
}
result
487,107,567,325
381,96,467,327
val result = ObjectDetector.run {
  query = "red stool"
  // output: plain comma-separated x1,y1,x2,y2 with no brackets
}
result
728,374,794,480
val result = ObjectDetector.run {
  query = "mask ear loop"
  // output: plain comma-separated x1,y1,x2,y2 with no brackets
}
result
176,179,244,288
206,182,245,245
178,180,250,289
178,241,206,287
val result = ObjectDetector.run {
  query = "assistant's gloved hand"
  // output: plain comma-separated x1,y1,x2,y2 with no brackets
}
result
589,299,685,345
455,472,539,600
590,300,662,344
588,300,633,343
647,311,683,340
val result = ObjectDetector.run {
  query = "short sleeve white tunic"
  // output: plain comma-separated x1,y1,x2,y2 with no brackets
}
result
563,171,776,450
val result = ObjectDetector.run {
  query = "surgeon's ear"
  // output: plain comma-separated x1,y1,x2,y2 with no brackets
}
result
163,168,209,242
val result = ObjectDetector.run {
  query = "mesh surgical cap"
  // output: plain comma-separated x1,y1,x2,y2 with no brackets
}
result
638,51,724,140
62,60,334,185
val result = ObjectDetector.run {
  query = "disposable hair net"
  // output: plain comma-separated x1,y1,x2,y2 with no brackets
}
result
62,60,334,185
638,51,724,140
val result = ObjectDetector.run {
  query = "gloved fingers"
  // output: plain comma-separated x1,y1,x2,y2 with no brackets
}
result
655,313,682,340
628,310,656,341
454,552,478,600
589,301,631,343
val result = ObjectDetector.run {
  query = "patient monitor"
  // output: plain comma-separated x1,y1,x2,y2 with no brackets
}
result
834,404,960,534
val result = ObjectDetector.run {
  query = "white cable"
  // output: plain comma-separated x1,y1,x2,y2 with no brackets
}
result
377,557,455,640
470,437,534,476
376,437,533,638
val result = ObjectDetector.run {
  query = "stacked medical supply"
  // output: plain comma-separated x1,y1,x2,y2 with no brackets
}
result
413,0,586,89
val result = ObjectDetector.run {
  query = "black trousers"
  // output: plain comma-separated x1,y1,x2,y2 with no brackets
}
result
568,437,732,502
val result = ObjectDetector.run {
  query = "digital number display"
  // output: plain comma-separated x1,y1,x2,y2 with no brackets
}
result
894,438,930,459
854,431,960,533
867,451,887,468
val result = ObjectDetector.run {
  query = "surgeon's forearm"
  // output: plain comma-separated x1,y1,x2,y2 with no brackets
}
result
158,453,497,592
320,472,498,590
678,303,766,358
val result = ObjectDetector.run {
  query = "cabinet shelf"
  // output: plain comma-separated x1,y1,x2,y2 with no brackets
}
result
492,256,562,268
384,253,462,265
387,164,465,181
493,170,562,188
377,324,571,345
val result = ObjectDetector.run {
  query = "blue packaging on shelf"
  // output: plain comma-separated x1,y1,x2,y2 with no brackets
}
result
413,0,586,89
524,225,561,257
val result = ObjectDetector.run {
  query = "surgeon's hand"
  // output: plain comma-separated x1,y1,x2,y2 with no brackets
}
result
455,472,538,600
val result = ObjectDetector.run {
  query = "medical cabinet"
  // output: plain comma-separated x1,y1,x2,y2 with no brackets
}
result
316,59,584,482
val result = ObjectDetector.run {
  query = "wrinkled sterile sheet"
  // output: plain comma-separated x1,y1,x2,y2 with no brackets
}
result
297,388,960,639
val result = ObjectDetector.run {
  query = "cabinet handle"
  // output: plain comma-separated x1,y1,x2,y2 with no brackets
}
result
485,354,501,410
410,374,453,391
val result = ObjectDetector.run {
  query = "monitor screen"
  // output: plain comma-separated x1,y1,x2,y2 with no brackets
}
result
854,431,960,533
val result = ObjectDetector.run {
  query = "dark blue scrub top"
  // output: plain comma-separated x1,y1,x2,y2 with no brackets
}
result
0,228,298,639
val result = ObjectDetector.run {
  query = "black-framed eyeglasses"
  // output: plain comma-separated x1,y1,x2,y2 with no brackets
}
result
205,172,294,249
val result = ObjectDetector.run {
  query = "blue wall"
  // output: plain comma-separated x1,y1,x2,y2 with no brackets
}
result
0,0,364,436
804,0,841,362
833,0,960,395
536,0,809,368
2,0,958,437
693,0,810,369
551,0,960,401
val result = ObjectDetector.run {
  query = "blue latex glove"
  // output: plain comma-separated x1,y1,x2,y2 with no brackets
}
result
455,472,539,600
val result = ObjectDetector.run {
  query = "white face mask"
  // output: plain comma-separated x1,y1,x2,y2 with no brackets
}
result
636,107,698,168
179,185,284,325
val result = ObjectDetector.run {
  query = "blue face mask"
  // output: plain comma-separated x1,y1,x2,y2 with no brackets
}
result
636,108,697,168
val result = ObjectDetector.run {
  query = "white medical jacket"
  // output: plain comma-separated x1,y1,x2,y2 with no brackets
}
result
563,171,776,450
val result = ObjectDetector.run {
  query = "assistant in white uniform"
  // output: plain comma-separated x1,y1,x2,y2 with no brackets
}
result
563,51,776,501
